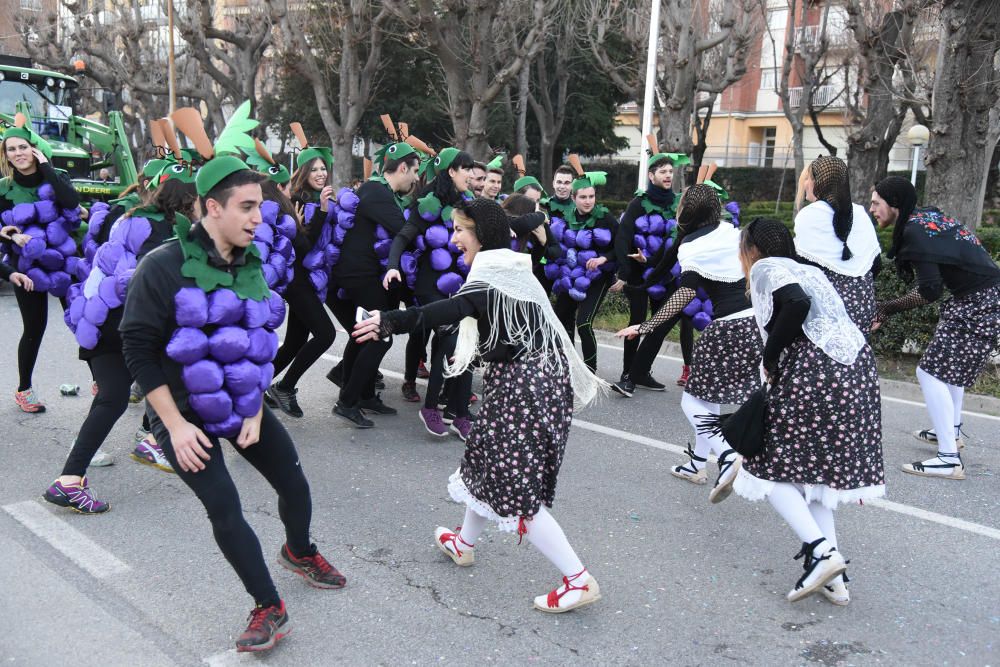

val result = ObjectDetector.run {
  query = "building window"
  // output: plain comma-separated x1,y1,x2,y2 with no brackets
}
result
21,0,43,9
760,68,777,90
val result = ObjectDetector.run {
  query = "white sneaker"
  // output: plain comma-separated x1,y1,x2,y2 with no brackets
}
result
709,449,741,504
821,576,850,606
788,541,847,602
89,449,114,467
533,572,601,613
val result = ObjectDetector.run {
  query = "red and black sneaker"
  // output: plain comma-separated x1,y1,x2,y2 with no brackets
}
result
235,600,290,652
278,543,347,589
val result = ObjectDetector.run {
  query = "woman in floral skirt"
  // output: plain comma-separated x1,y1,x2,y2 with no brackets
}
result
354,198,606,613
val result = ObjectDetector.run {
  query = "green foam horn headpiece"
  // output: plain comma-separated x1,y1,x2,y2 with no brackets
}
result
2,123,53,161
195,155,251,197
486,154,504,170
647,152,691,169
571,171,607,192
296,146,333,171
513,175,547,196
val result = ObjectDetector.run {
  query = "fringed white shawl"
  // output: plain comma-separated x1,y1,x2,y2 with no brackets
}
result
444,249,607,406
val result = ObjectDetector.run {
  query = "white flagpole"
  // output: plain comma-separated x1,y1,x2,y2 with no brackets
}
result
638,0,661,191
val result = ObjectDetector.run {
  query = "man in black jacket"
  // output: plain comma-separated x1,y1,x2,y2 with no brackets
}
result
332,144,421,427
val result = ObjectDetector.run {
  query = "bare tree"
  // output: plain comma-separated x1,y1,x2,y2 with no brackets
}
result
842,0,933,205
528,13,574,180
277,0,390,186
923,0,1000,229
384,0,557,159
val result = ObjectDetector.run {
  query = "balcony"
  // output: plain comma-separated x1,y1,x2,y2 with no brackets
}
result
787,84,842,109
793,24,852,52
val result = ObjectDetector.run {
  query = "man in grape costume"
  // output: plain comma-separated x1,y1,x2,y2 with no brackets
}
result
120,154,346,653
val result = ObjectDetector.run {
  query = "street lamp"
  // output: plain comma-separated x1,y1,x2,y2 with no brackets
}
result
907,124,929,187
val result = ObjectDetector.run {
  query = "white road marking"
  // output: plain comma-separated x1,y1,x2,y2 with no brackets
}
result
203,649,255,665
318,351,1000,541
2,500,131,578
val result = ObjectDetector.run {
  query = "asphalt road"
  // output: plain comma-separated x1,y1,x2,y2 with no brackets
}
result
1,290,998,666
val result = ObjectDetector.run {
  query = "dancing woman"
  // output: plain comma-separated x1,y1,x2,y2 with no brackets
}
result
616,184,762,500
871,176,1000,480
355,198,606,613
733,218,885,605
794,156,882,330
1,120,81,412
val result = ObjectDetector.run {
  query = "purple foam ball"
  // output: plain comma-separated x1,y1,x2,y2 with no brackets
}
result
543,262,561,281
403,208,412,221
13,203,37,227
665,218,678,233
75,319,99,349
374,239,392,260
274,234,293,260
224,358,262,395
633,234,647,251
563,229,577,248
183,360,225,394
0,209,11,226
166,327,210,365
634,215,650,233
333,224,347,246
447,241,459,254
375,225,389,242
664,237,675,250
308,269,328,296
302,249,325,271
265,290,286,329
95,243,124,276
258,362,274,392
414,235,426,252
554,276,572,293
670,263,682,278
549,220,565,242
695,286,709,301
39,249,63,271
565,248,578,269
303,203,318,224
702,299,714,318
575,229,593,249
436,272,463,296
233,388,263,418
568,287,587,302
254,222,274,248
174,287,209,327
420,208,438,223
189,389,232,423
646,236,662,256
241,298,269,329
56,236,77,259
207,289,245,326
37,183,55,201
577,250,597,265
692,311,712,331
585,268,602,281
98,275,122,308
336,209,355,229
208,326,250,363
114,217,152,255
647,284,667,301
277,214,297,239
593,228,612,247
574,276,591,291
83,295,109,326
246,327,278,364
204,413,243,439
74,258,90,282
424,224,449,249
682,297,703,317
400,252,417,277
260,200,279,226
456,254,469,275
327,246,340,266
46,220,69,246
429,247,453,272
570,266,585,280
269,254,287,278
648,215,665,235
338,188,359,212
22,237,46,260
262,263,278,288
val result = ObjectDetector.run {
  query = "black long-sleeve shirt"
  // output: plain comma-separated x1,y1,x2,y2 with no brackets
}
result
911,258,1000,302
382,288,548,363
0,261,13,281
334,180,407,282
678,272,751,319
0,162,80,212
120,224,250,421
762,283,812,376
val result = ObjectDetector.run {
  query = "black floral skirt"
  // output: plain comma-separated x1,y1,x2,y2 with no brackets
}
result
737,337,885,507
684,315,763,405
448,357,574,532
919,284,1000,387
821,268,876,332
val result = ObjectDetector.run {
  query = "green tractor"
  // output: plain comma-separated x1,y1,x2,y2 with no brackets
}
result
0,55,137,201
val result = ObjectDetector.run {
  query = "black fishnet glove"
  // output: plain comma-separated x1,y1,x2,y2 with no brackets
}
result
876,287,929,321
638,287,696,335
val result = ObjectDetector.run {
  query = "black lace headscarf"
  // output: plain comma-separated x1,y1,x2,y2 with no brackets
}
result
810,155,854,260
875,175,918,267
742,216,798,261
641,183,722,286
455,198,512,251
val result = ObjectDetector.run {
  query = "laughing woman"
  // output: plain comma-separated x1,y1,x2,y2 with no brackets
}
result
355,198,606,613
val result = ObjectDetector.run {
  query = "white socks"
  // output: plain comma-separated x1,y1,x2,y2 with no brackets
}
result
767,483,827,546
681,392,728,470
917,367,961,455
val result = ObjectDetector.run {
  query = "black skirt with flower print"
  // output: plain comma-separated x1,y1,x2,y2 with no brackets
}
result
742,336,885,490
453,357,574,524
684,315,763,405
820,267,876,333
918,284,1000,387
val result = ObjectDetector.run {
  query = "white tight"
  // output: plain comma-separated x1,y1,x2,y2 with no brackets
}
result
766,482,836,548
916,367,963,455
458,505,584,578
681,392,730,461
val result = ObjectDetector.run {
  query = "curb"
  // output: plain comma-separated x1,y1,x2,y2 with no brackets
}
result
594,329,1000,417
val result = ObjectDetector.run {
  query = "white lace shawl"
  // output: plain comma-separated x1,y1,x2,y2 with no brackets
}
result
445,248,607,406
749,257,866,366
794,201,881,277
677,223,744,283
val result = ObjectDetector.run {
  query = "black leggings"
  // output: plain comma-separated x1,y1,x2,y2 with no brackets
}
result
150,406,312,607
623,289,694,377
338,278,394,406
61,352,132,477
553,276,611,372
273,283,336,390
14,287,65,391
404,327,429,383
423,329,472,416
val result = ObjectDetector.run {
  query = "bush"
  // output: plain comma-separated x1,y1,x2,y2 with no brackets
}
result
870,264,939,357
